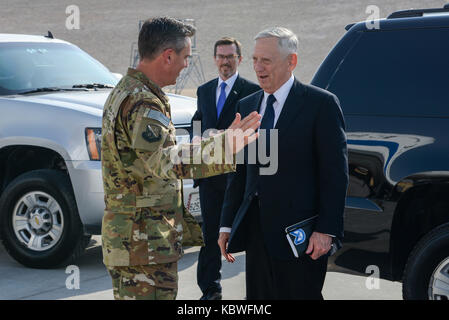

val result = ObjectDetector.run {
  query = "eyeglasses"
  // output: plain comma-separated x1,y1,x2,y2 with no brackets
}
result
215,54,239,61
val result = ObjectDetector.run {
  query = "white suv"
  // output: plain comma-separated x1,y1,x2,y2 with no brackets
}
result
0,33,199,268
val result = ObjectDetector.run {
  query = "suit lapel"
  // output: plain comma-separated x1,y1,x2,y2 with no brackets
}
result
206,78,219,124
274,79,307,137
216,75,243,127
252,90,264,114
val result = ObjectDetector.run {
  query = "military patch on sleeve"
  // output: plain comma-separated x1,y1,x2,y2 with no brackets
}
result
142,124,162,143
144,109,170,128
131,106,170,151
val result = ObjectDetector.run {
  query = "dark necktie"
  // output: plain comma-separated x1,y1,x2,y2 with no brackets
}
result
216,82,227,118
260,94,276,156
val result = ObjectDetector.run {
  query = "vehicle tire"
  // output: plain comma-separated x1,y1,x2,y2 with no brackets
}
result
403,222,449,300
0,169,89,269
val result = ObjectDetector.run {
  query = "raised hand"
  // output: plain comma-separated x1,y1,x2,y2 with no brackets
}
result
225,111,261,154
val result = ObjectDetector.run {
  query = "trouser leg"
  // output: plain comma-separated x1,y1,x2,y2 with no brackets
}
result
245,199,274,300
107,262,178,300
270,255,328,300
245,198,328,300
197,243,222,293
197,185,224,294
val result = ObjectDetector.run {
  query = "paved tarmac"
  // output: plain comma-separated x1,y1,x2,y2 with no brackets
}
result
1,0,444,91
0,236,401,300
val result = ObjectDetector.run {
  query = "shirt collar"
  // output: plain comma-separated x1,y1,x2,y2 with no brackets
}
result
126,68,168,104
217,71,239,90
263,74,295,108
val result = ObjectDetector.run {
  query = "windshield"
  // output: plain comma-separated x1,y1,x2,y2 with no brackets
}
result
0,42,118,95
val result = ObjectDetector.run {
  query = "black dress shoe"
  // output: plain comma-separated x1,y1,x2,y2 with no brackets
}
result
200,290,222,300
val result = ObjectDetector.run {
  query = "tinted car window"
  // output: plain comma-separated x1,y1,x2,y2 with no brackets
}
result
328,28,449,117
0,42,118,95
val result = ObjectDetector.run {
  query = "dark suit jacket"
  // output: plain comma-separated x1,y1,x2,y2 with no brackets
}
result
191,75,260,189
220,78,349,261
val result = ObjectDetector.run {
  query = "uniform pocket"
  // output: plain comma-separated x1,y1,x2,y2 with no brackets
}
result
105,193,136,213
101,209,136,266
144,206,183,264
136,193,175,207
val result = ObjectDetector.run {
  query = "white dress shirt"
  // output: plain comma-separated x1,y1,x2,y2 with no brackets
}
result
258,74,294,127
216,71,239,106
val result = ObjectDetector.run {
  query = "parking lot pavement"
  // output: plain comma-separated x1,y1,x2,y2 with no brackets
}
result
0,235,402,300
1,0,443,87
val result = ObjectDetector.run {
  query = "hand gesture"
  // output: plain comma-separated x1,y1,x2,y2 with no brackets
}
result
225,111,261,154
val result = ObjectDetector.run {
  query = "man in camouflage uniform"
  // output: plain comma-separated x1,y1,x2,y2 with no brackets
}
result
101,17,261,300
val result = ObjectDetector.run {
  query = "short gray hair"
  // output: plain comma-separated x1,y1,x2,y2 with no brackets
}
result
255,27,298,56
138,17,196,61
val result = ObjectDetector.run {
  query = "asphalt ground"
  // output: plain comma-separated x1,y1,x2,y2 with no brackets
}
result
0,0,443,300
0,236,402,300
1,0,445,93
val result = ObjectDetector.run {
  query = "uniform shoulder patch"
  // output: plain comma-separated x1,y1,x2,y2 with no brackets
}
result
142,124,162,143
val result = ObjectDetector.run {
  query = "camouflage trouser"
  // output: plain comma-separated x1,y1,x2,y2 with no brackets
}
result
107,262,178,300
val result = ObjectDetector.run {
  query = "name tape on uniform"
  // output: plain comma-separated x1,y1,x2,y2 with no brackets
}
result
145,109,170,127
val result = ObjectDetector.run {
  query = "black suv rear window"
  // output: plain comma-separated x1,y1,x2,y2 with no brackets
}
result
328,28,449,117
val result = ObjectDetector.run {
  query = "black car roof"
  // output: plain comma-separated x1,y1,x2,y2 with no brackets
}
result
346,5,449,32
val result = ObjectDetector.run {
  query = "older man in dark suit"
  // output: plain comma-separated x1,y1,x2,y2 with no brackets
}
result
191,37,259,300
218,27,348,300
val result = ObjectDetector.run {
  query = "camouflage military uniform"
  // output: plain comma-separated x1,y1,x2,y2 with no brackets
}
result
107,261,178,300
101,68,235,300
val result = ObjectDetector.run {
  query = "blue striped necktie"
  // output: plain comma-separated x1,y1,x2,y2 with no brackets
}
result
216,82,227,118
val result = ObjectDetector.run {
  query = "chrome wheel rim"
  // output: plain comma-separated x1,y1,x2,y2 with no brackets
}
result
12,191,64,251
428,256,449,300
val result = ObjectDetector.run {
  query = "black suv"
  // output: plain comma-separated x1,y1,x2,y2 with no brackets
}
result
311,4,449,300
